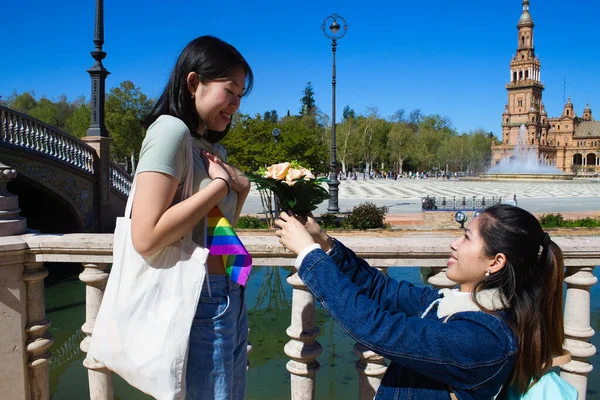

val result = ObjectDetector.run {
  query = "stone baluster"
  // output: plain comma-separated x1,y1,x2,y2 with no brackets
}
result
285,270,322,400
58,136,66,161
76,146,83,169
560,265,597,400
8,114,17,144
80,263,114,400
47,132,55,158
428,267,456,290
23,262,54,400
354,266,388,400
23,120,31,149
18,116,25,147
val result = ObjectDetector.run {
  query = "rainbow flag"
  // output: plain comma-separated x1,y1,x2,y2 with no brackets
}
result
206,207,253,286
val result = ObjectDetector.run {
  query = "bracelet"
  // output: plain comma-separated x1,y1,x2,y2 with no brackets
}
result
213,177,231,195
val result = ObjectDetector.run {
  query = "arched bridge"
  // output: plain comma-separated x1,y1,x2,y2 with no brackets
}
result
0,105,132,233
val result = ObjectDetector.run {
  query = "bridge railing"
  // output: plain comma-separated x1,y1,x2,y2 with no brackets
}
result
109,163,132,197
1,232,598,400
0,106,96,174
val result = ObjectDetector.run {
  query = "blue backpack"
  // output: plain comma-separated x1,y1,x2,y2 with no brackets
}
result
505,352,578,400
506,372,578,399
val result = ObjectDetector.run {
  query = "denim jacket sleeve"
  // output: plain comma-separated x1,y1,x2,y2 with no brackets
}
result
299,248,517,390
327,239,439,317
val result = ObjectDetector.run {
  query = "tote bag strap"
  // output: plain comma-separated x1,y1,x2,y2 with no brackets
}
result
124,178,138,220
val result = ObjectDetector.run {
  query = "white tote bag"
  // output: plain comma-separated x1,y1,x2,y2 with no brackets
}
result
88,140,209,400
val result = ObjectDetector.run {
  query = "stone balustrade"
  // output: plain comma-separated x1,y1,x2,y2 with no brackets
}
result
0,231,599,400
0,105,96,175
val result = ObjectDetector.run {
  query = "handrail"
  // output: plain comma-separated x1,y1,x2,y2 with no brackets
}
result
109,162,132,197
2,231,599,400
0,105,96,174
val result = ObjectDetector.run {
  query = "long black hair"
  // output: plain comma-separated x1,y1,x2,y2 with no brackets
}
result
473,204,565,394
143,36,253,143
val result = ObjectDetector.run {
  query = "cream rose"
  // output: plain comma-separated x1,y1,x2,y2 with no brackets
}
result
285,168,306,186
298,167,315,180
265,162,290,180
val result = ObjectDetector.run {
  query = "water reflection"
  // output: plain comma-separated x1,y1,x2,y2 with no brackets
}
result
45,266,600,399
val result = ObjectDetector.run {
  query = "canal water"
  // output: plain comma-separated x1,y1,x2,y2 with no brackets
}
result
46,266,600,399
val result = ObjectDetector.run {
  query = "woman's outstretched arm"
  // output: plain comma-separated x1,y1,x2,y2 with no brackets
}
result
279,214,438,316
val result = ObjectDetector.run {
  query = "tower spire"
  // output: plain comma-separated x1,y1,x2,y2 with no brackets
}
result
518,0,534,28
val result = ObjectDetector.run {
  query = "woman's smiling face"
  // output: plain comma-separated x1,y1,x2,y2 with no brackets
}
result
191,69,246,133
447,217,496,292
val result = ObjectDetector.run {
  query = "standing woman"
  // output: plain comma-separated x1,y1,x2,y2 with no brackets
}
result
275,204,567,399
132,36,253,399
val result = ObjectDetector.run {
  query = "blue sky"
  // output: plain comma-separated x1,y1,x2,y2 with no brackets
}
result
2,0,598,138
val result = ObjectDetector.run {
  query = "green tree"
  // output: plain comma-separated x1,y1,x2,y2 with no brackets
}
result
262,110,278,123
388,123,414,173
468,129,494,172
105,81,153,171
335,116,360,174
8,91,37,113
64,101,91,138
28,98,57,126
299,82,316,116
223,113,278,172
407,114,455,172
342,105,355,121
279,116,328,173
358,107,390,174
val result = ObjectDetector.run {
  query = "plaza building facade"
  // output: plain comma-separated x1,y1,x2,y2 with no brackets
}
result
491,0,600,175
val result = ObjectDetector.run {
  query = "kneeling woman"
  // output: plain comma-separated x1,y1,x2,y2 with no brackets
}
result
275,204,565,399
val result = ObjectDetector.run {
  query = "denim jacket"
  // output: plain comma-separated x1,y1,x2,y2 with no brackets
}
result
297,240,518,400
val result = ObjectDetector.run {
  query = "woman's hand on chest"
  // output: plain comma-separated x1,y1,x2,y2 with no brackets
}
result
201,151,249,194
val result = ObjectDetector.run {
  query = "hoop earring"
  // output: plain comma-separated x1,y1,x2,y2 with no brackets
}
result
485,269,491,277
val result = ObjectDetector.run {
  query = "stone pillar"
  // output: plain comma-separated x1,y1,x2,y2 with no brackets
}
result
0,256,29,400
81,137,111,232
0,163,27,236
285,270,322,400
561,265,597,400
354,267,388,400
80,263,113,400
428,267,456,290
23,262,54,400
353,344,387,400
0,162,30,400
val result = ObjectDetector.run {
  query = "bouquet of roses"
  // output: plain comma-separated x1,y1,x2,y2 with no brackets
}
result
246,161,329,216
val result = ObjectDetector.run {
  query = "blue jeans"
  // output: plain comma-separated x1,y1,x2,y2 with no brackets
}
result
185,275,248,400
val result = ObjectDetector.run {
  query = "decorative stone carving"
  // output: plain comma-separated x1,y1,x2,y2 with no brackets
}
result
0,163,26,236
354,266,388,399
23,262,53,400
80,263,114,400
285,270,322,400
353,343,388,400
561,265,597,400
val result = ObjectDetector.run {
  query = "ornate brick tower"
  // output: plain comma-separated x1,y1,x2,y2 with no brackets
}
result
493,0,555,166
503,0,549,145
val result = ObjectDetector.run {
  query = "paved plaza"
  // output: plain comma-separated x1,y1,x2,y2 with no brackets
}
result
241,178,600,216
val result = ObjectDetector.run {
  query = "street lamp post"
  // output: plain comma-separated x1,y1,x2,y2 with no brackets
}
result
322,14,348,213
